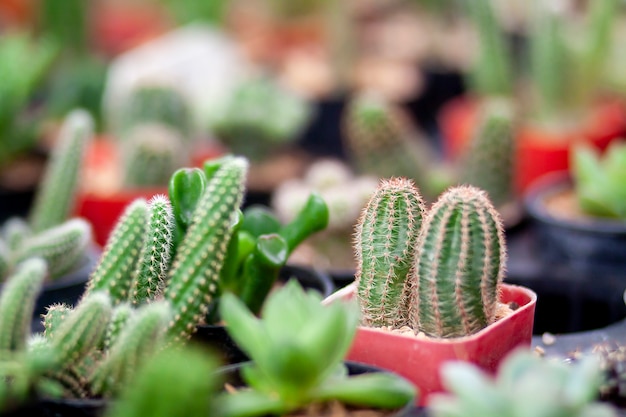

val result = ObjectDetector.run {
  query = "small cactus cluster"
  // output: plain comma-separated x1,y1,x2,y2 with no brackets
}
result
459,98,516,210
0,110,94,282
343,93,452,201
114,84,193,187
0,259,174,411
210,76,312,161
355,177,506,338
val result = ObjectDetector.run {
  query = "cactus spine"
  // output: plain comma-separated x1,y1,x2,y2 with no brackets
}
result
459,99,516,208
29,109,94,233
43,303,72,340
130,195,174,305
355,178,426,328
85,199,148,303
0,258,46,352
164,156,248,342
409,186,505,338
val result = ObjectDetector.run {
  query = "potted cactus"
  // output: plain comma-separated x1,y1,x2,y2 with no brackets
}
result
324,178,537,405
75,82,217,246
218,280,416,417
0,109,97,318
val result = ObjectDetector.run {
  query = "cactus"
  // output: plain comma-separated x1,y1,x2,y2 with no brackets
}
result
210,76,312,161
28,109,94,233
343,93,443,200
409,185,505,338
164,156,248,342
42,303,72,340
168,167,206,247
116,84,192,138
84,199,148,303
459,98,516,209
130,195,175,305
91,301,171,397
104,303,135,350
355,180,506,338
121,123,187,187
0,258,47,353
354,178,426,328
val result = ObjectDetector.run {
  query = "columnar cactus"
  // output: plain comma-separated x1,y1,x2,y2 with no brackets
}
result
343,94,444,200
164,155,248,342
122,123,187,187
84,199,148,303
354,178,426,328
0,258,47,353
130,195,174,305
409,185,505,338
459,98,516,209
28,109,94,233
355,179,506,338
90,301,171,397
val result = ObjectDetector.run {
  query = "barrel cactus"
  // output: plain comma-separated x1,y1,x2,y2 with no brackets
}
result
355,179,506,338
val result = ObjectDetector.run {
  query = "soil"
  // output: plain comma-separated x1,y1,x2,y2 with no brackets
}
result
541,188,588,222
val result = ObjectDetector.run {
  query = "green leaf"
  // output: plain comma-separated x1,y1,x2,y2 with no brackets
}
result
218,389,286,417
241,206,281,238
315,372,416,410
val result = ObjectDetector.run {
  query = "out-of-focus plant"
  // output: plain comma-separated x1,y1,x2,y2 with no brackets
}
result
218,280,416,417
571,141,626,220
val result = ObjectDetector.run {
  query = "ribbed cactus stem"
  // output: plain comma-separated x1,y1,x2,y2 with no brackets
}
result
43,303,72,340
460,98,516,208
408,185,506,338
355,178,426,328
15,218,92,279
50,293,112,369
164,156,248,343
0,240,9,280
130,195,174,305
85,199,148,304
122,124,185,187
0,258,46,351
343,94,435,197
105,303,134,350
91,301,171,397
29,109,94,233
1,217,31,253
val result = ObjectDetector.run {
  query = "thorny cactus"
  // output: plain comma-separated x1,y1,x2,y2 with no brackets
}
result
29,109,94,233
121,123,187,188
354,178,426,328
459,98,516,211
164,155,248,342
0,110,94,282
409,185,505,338
116,84,192,138
343,93,447,200
0,217,92,281
355,179,506,338
210,76,312,161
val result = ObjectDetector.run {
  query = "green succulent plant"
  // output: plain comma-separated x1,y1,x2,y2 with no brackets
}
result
429,349,618,417
0,32,59,169
218,280,416,417
355,178,506,338
571,141,626,220
0,109,94,282
210,76,312,161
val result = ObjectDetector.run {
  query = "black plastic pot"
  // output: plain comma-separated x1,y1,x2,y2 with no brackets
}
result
506,218,626,336
192,264,334,364
218,361,421,417
0,397,106,417
524,171,626,271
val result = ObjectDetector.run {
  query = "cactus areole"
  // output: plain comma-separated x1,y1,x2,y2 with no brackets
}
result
341,177,536,405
